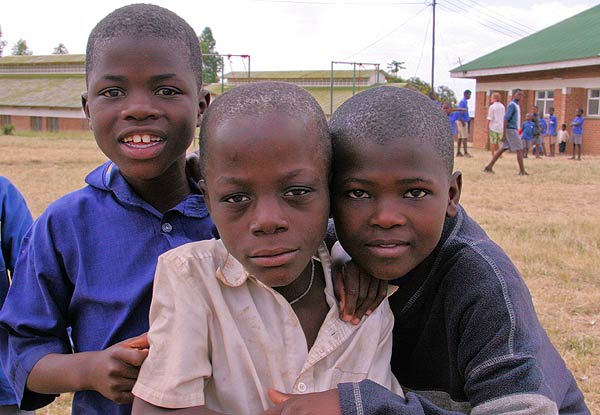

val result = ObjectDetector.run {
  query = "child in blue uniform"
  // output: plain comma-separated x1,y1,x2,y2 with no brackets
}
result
0,177,34,415
521,113,535,158
0,5,215,415
570,108,585,160
547,107,558,157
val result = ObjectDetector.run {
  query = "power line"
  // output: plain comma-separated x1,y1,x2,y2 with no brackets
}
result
441,0,530,38
343,5,430,59
438,0,528,39
457,0,537,34
414,8,431,77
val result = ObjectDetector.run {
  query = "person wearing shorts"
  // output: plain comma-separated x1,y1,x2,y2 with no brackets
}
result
486,92,505,155
484,89,527,175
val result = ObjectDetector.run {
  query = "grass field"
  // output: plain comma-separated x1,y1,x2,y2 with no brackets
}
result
0,133,598,413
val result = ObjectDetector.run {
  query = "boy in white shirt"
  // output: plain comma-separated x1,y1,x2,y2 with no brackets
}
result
486,92,505,155
132,82,402,415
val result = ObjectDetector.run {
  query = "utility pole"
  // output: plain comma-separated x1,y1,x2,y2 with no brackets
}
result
431,0,436,92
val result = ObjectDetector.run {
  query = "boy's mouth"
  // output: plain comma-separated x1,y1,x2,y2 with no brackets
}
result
121,134,164,145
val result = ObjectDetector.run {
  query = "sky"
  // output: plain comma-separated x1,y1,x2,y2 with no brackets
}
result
2,0,599,102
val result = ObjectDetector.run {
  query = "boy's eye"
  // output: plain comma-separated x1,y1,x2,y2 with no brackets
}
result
284,187,311,197
404,189,428,199
223,194,250,204
100,88,124,97
155,87,181,96
347,189,370,199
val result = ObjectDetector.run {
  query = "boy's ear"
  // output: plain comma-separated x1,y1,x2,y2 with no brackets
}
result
446,171,462,218
81,92,92,130
197,89,211,128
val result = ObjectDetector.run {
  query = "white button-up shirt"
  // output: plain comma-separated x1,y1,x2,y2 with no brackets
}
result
133,239,402,414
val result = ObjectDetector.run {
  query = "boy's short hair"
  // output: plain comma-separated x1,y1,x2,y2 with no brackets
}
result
199,81,331,176
464,89,471,95
491,92,500,101
512,88,523,95
329,86,454,175
86,3,203,88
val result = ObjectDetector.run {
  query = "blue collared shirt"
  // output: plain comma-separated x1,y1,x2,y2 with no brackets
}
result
572,116,585,134
0,177,33,405
0,162,216,414
522,121,535,140
548,114,557,135
505,100,520,130
458,98,470,122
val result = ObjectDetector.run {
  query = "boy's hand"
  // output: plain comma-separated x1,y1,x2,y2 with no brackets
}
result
87,333,149,404
331,243,388,325
261,388,341,415
185,150,202,182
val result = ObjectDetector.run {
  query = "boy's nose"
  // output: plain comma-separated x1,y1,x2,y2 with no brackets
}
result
250,197,289,235
121,95,161,120
370,199,407,229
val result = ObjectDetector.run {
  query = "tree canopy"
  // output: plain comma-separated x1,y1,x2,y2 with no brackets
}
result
199,27,222,85
406,76,458,106
11,39,32,55
52,43,69,55
0,25,7,57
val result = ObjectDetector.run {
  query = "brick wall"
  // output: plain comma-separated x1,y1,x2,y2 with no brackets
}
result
0,115,89,134
472,66,600,155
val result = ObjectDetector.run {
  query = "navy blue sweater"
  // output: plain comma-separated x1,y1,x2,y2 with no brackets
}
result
339,206,589,414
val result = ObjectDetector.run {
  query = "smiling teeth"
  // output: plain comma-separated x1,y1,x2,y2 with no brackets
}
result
123,134,162,143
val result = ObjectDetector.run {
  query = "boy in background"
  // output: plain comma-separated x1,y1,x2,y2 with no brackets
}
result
0,5,215,414
132,82,402,415
521,113,535,158
298,87,587,414
570,108,585,160
558,123,570,154
455,89,471,157
0,177,34,415
535,114,547,158
486,92,505,155
547,107,558,157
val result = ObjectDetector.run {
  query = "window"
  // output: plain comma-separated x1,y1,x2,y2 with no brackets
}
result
588,89,600,116
0,115,10,126
535,90,554,115
31,116,42,131
47,117,59,132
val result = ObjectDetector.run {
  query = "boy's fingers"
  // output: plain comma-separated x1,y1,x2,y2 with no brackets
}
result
331,263,345,303
353,275,379,322
123,332,149,349
367,280,389,315
268,388,292,405
116,346,149,367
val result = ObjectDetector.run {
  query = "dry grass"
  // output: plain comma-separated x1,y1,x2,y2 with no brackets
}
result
0,134,598,413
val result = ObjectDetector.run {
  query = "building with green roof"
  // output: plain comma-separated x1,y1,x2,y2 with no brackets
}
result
450,4,600,155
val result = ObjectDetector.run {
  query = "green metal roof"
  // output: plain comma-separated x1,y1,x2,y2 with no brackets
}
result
450,4,600,72
0,54,86,65
224,69,386,80
0,75,86,108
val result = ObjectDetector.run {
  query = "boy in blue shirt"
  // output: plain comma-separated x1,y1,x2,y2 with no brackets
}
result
0,177,33,415
455,90,471,158
547,107,558,157
534,115,547,158
521,113,535,158
281,87,588,414
0,5,215,415
570,108,585,160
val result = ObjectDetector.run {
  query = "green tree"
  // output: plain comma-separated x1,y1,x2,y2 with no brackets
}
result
199,27,222,85
406,76,431,95
406,76,458,105
11,38,32,55
436,85,458,106
386,60,405,79
0,25,7,57
52,43,69,55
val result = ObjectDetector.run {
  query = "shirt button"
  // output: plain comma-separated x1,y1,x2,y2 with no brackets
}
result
161,222,173,233
297,382,307,392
